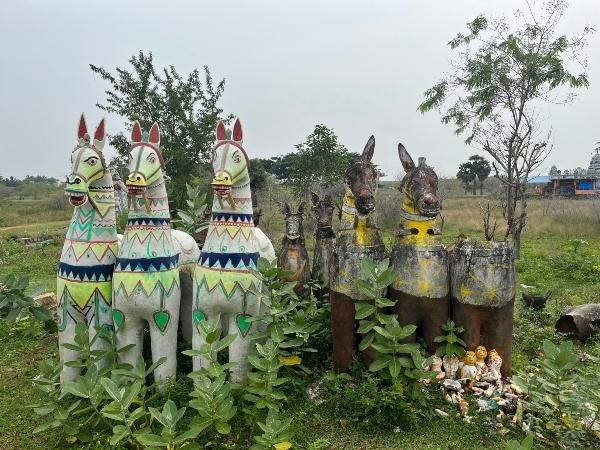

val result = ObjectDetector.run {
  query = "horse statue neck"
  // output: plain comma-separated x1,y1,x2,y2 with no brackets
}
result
396,194,442,247
203,174,259,259
65,171,118,244
59,170,118,314
339,187,379,247
121,175,175,259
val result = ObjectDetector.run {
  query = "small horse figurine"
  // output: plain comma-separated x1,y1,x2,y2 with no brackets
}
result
278,202,310,294
310,192,336,287
330,136,386,372
112,121,200,386
193,118,274,382
390,144,448,353
58,114,119,387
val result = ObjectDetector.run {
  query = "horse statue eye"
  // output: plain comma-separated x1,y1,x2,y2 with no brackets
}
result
88,158,97,166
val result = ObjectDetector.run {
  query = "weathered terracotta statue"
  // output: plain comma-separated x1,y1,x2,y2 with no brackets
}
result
330,136,385,372
58,114,118,386
390,144,448,353
449,238,515,377
310,192,336,288
112,122,200,386
192,118,274,382
278,202,310,293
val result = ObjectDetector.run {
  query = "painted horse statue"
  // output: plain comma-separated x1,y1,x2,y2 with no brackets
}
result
58,114,118,386
279,202,310,294
310,192,336,288
330,136,386,372
112,121,199,386
389,144,448,353
193,118,274,382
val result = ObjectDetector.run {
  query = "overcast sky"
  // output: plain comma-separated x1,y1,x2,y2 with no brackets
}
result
1,0,598,180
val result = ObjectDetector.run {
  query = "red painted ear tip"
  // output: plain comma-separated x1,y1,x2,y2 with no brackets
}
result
216,121,227,140
131,121,143,142
232,118,243,142
77,114,88,139
149,122,160,143
94,119,106,141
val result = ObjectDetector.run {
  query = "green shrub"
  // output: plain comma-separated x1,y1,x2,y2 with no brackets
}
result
513,339,600,448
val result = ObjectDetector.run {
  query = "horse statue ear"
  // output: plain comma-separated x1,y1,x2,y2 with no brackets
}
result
282,202,292,216
311,191,320,207
398,143,415,172
216,121,227,141
232,118,243,143
298,202,306,216
149,122,160,146
361,135,375,163
77,113,89,145
93,118,106,150
131,121,143,143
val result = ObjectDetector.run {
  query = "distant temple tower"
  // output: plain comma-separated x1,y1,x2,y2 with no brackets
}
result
588,149,600,175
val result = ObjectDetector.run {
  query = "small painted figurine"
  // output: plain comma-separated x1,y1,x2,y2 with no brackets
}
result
430,355,446,380
458,351,479,380
485,348,503,381
443,354,460,379
475,345,487,370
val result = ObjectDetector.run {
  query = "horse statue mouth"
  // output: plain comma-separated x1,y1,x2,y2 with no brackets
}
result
126,185,147,196
65,190,88,207
356,203,375,216
418,206,440,218
212,184,232,198
286,234,301,241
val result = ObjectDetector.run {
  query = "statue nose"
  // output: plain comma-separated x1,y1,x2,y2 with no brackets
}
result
423,193,438,205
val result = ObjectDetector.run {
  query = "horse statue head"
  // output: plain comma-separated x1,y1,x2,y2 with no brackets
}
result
65,114,108,208
282,202,306,243
397,144,440,218
345,136,378,216
211,118,250,210
311,192,335,231
126,121,166,200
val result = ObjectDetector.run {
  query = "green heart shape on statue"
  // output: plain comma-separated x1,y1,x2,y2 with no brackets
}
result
193,309,205,333
112,309,124,329
236,313,252,338
153,310,170,333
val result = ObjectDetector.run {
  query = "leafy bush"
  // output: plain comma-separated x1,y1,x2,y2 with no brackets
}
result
174,183,209,235
354,258,435,404
513,339,600,448
434,319,467,359
0,274,54,333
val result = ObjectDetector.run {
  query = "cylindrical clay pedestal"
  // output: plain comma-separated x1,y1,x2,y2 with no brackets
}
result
450,239,515,377
330,241,386,373
390,244,449,353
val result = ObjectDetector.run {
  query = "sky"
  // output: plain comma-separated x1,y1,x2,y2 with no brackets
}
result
0,0,598,180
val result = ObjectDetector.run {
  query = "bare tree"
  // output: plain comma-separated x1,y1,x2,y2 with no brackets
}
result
419,0,592,256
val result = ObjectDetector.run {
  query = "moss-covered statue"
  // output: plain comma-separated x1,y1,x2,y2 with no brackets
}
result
330,136,386,372
390,144,448,353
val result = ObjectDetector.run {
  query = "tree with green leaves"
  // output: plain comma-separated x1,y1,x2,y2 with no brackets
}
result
263,124,362,198
419,0,592,255
457,155,491,195
90,51,228,208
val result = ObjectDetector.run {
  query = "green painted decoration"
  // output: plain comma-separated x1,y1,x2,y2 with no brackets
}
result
153,310,171,333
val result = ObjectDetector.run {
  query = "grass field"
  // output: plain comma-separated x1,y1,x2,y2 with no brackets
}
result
1,193,600,449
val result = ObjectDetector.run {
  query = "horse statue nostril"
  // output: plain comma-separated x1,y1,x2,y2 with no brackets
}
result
136,176,141,181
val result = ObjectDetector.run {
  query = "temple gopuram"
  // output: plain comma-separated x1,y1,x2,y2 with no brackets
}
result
529,149,600,197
